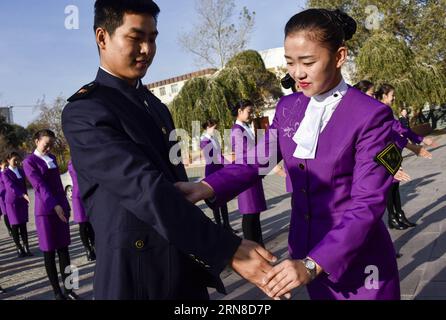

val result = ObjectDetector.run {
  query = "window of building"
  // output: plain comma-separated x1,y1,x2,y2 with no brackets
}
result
159,87,166,96
171,83,179,94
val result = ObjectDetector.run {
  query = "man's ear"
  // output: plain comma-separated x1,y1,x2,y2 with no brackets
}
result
96,27,108,52
336,46,348,69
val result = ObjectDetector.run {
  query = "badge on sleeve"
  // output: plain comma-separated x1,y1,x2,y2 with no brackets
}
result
68,81,98,102
374,143,403,176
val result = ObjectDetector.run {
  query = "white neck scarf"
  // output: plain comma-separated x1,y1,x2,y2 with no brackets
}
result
235,120,255,141
201,133,220,150
8,166,22,179
293,78,348,159
34,150,57,169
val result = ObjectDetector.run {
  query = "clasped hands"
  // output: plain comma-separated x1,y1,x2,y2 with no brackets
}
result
174,181,317,300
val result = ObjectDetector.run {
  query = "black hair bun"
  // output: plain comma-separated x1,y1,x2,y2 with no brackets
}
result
281,73,296,90
227,103,239,117
331,9,357,41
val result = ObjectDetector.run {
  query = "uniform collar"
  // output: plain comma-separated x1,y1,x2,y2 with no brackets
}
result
235,120,251,128
97,67,142,91
312,78,348,105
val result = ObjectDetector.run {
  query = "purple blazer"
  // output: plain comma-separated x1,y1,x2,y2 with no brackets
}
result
392,120,423,144
67,160,88,223
2,167,29,225
0,171,6,216
204,87,400,299
200,137,225,177
231,124,267,214
23,154,70,217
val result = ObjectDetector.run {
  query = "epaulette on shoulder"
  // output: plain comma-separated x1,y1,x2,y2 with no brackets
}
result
67,81,99,102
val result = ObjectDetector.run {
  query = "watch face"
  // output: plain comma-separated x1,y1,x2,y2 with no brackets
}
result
306,260,316,269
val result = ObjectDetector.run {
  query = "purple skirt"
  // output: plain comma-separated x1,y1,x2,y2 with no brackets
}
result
5,200,29,225
35,213,71,251
237,180,267,214
72,196,88,223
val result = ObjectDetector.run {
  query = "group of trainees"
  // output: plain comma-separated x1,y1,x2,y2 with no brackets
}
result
177,8,438,300
0,129,95,300
354,80,437,231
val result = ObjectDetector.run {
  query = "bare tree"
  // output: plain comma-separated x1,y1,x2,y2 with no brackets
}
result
179,0,255,68
26,96,69,170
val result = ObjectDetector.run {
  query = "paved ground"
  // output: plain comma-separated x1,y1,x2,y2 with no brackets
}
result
0,131,445,300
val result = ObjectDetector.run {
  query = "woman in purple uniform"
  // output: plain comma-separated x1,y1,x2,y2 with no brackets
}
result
200,119,233,231
375,83,437,229
176,9,404,300
23,129,79,300
3,151,31,257
0,157,13,236
68,160,96,261
229,100,267,246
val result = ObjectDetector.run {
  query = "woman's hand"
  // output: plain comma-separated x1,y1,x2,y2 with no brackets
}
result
394,168,411,182
174,181,215,204
422,137,438,148
54,205,68,223
23,194,30,203
262,259,312,299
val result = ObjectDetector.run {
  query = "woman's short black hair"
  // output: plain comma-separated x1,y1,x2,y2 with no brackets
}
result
94,0,160,35
285,8,357,52
202,119,218,130
354,80,374,93
33,129,56,141
228,100,254,117
374,84,395,101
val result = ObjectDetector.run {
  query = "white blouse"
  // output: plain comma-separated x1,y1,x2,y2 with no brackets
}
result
293,78,349,159
33,150,57,169
8,166,22,179
235,120,255,141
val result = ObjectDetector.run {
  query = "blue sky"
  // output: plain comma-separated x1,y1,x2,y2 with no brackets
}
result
0,0,306,127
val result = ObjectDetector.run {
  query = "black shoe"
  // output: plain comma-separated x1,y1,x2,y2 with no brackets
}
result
24,245,33,257
388,213,409,230
396,211,416,228
0,286,6,294
55,292,67,300
17,247,27,258
86,248,96,261
64,291,81,300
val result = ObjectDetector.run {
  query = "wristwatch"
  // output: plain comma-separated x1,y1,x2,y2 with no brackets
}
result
302,258,317,281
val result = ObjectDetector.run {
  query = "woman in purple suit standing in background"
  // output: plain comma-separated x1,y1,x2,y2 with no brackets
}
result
23,129,79,300
228,100,267,246
0,157,13,236
2,151,31,257
200,119,233,231
68,160,96,261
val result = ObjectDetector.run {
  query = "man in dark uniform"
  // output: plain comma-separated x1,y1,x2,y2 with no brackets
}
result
62,0,276,300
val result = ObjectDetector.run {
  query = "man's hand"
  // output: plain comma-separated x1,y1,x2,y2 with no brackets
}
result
231,240,287,298
174,181,215,204
23,194,30,203
394,168,411,182
54,205,68,223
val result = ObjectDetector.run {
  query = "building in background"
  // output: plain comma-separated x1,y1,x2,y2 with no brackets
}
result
146,68,217,105
0,107,13,124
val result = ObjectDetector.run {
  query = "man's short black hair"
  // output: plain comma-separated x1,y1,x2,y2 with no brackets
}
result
94,0,160,35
